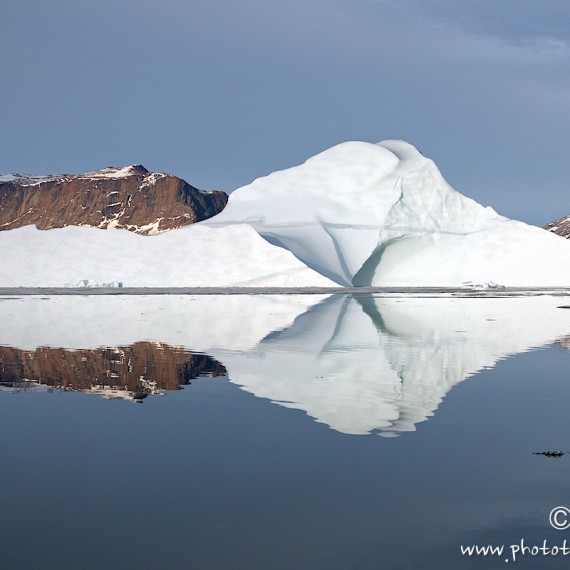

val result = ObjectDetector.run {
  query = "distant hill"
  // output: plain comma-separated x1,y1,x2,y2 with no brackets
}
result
544,215,570,239
0,165,228,234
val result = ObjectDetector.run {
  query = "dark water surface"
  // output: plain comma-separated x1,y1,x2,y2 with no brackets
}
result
1,294,570,569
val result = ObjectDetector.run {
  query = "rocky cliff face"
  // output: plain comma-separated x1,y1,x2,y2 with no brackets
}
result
544,215,570,239
0,165,228,234
0,342,227,402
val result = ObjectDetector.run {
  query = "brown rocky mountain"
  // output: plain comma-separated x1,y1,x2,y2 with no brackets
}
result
544,215,570,239
0,342,227,402
0,165,228,234
556,336,570,350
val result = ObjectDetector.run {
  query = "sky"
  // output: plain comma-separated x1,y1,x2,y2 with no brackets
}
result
1,0,569,225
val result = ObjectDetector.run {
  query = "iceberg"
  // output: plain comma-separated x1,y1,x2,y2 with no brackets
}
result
2,139,570,287
208,140,570,287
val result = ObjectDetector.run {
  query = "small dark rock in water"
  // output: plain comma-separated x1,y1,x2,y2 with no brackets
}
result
533,451,565,458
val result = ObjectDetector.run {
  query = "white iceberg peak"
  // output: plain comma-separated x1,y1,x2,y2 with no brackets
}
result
207,140,570,287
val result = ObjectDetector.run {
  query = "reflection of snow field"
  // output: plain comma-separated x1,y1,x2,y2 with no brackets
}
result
0,294,326,352
2,294,570,437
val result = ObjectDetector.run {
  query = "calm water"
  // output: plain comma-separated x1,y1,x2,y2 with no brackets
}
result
1,294,570,569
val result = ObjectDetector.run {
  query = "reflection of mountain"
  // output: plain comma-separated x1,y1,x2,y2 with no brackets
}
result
216,295,570,436
0,342,226,402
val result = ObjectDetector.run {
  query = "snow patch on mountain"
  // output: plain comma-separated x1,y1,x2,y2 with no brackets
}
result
0,165,151,186
0,173,63,186
79,165,149,179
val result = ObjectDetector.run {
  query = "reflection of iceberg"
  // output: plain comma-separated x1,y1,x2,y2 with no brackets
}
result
215,295,570,436
2,294,570,435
